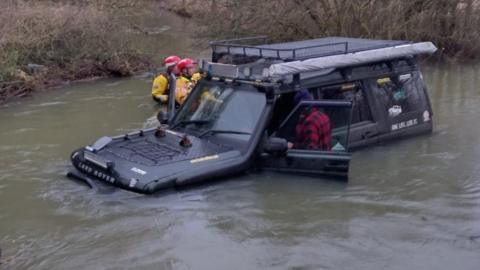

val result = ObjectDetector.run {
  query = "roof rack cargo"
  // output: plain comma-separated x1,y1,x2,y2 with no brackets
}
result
204,37,437,81
210,36,416,61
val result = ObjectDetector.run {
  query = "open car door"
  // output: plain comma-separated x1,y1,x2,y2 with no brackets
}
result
261,100,353,179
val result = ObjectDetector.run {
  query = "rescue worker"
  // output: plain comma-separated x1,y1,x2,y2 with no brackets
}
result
151,55,181,103
288,89,332,150
175,58,202,105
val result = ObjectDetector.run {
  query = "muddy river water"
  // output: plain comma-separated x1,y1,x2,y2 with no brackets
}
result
1,61,479,270
1,14,480,269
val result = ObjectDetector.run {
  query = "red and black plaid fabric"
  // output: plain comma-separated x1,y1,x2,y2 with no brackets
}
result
294,108,332,150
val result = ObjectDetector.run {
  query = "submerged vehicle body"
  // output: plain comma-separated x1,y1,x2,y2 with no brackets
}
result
69,37,437,194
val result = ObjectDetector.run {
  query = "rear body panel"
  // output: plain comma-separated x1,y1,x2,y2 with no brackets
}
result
294,60,433,150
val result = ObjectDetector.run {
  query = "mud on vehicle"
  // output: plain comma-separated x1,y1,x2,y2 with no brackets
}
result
68,36,437,194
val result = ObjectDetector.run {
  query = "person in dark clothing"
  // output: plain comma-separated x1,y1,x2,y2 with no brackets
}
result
289,89,332,150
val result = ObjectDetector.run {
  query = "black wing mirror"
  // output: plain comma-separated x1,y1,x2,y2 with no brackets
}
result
263,137,288,154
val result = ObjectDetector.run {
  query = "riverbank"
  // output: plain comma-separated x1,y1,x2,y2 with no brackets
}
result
0,1,154,104
191,0,480,60
0,56,151,104
2,0,480,105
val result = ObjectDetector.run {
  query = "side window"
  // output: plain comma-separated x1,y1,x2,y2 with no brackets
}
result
312,82,372,124
375,73,422,117
275,102,352,152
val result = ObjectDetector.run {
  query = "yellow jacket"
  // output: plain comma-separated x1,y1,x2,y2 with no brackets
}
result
191,72,202,85
176,73,203,105
175,76,190,105
151,73,169,103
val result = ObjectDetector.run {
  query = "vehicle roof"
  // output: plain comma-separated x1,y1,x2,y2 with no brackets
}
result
211,36,412,61
205,36,436,87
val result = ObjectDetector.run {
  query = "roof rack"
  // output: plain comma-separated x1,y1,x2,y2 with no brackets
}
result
209,36,269,46
204,37,437,82
210,36,413,61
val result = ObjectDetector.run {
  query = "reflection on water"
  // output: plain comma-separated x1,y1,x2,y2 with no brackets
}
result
1,63,480,270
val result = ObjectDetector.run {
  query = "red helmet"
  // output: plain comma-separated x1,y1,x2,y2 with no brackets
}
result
163,55,181,68
177,58,196,71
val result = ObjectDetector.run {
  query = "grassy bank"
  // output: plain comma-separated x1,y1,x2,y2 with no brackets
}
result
190,0,480,60
0,1,152,103
2,0,479,104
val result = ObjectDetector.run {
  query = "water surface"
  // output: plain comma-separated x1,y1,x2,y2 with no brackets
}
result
1,60,480,269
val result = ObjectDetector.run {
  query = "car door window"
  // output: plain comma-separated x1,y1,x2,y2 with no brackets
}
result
274,100,352,152
375,72,424,118
314,82,372,124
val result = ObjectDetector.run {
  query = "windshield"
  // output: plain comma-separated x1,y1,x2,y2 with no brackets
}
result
172,80,266,139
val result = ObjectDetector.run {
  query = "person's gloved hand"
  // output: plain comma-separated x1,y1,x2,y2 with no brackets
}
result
158,95,168,103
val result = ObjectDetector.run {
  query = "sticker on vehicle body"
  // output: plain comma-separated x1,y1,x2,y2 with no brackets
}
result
391,119,418,131
423,110,431,122
190,155,219,164
331,142,346,152
129,178,138,188
131,167,147,175
399,73,412,82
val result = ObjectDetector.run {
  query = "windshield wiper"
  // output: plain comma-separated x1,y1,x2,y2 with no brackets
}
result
171,120,211,129
198,129,251,138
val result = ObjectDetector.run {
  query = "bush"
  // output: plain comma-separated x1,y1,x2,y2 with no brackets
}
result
0,1,149,82
193,0,480,60
0,0,154,103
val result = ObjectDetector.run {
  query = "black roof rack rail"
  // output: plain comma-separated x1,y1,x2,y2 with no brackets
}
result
210,36,412,62
209,36,269,46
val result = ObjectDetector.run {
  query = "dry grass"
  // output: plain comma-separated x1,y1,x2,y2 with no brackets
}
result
192,0,480,60
0,0,151,102
2,0,478,103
